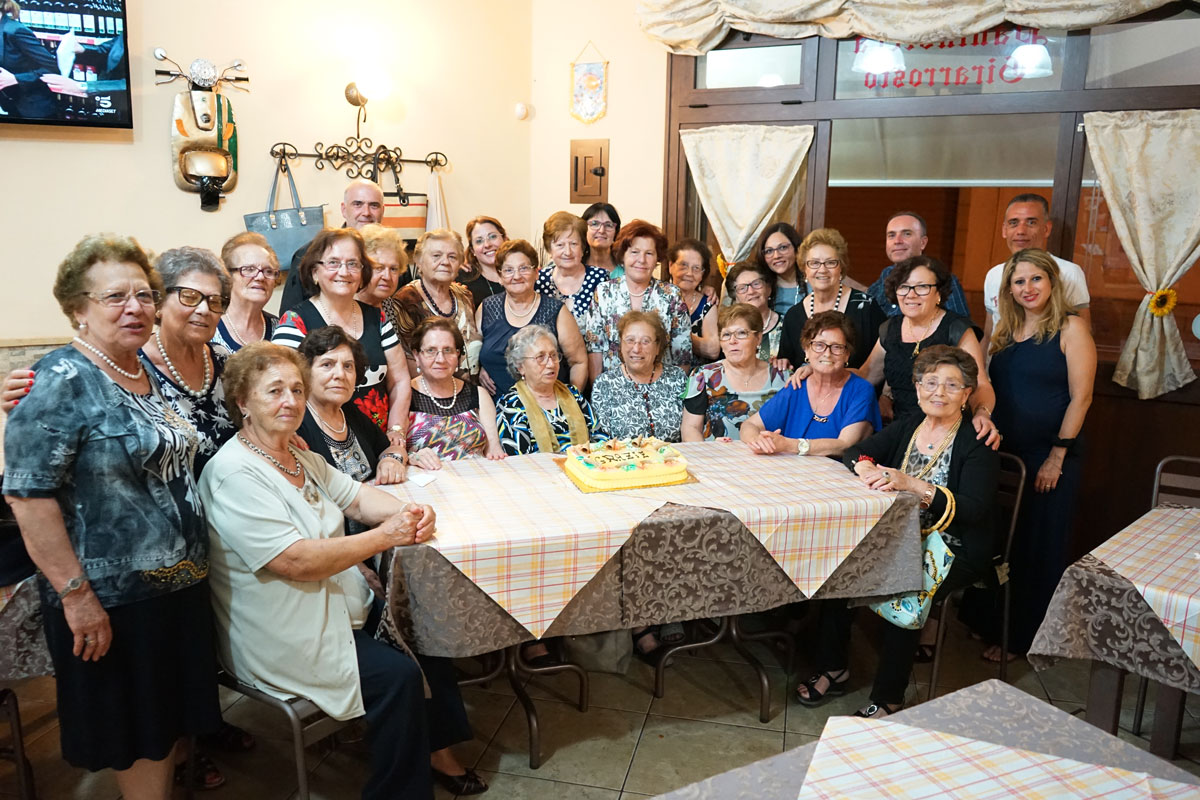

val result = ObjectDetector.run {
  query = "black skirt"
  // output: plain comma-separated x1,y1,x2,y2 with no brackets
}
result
42,581,221,772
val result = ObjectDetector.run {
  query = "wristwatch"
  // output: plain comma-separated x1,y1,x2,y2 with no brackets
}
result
795,438,811,456
58,574,89,600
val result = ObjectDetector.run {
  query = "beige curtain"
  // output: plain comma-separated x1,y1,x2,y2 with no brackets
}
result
679,124,815,263
637,0,1173,54
1085,110,1200,399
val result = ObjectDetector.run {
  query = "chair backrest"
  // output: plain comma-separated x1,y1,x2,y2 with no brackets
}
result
1152,456,1200,508
995,452,1026,563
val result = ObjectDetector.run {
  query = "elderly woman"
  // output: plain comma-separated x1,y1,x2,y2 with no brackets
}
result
358,223,410,335
741,311,880,456
582,202,622,275
797,346,999,718
535,211,609,324
496,325,599,455
586,220,692,380
477,239,587,398
752,222,805,315
681,303,790,441
461,216,507,307
591,310,688,442
699,263,784,364
272,228,411,440
778,228,885,371
213,232,281,351
974,248,1096,662
391,228,483,377
297,326,409,495
198,342,486,798
3,235,220,799
407,317,505,468
668,238,717,359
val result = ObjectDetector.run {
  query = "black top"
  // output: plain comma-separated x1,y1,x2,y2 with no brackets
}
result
296,402,390,482
881,311,981,421
843,414,999,578
478,293,566,399
777,288,886,370
459,270,504,309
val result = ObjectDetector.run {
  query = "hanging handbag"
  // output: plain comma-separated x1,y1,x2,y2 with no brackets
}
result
243,159,325,265
373,150,428,240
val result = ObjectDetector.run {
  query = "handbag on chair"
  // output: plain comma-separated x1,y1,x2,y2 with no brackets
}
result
243,160,325,266
870,485,958,630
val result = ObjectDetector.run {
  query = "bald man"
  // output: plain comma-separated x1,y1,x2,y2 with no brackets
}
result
279,178,400,312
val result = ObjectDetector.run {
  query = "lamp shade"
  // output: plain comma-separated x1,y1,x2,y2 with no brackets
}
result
1009,44,1053,79
851,40,906,75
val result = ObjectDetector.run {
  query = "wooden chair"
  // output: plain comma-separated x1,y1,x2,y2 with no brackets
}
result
216,671,352,800
1130,455,1200,736
927,451,1026,699
0,688,35,800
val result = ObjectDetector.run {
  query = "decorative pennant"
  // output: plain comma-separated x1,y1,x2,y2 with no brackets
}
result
571,41,608,124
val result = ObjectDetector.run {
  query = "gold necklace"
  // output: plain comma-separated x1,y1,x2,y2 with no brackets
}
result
906,312,940,356
899,417,961,478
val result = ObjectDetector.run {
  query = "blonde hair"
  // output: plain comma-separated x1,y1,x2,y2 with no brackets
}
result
414,228,464,266
1,1,20,18
990,248,1075,355
359,223,409,274
800,228,850,274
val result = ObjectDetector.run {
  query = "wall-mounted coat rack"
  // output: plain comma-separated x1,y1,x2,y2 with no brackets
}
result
268,140,447,183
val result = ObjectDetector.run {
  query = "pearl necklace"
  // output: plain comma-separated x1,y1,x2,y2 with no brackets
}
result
627,283,648,299
238,433,303,477
307,401,347,435
315,295,362,338
505,294,538,319
154,329,211,399
420,375,459,410
73,337,144,380
420,280,457,318
224,310,263,347
807,282,844,317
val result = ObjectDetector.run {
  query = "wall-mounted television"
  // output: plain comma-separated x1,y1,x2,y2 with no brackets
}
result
0,0,131,128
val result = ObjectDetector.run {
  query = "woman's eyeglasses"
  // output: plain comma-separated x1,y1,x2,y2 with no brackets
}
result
916,378,965,393
418,347,459,360
523,352,561,366
762,244,793,257
237,264,280,280
805,259,840,271
587,220,616,230
500,264,536,278
80,289,161,308
319,259,362,274
166,286,228,313
734,278,766,295
896,283,936,297
719,329,754,342
809,340,847,354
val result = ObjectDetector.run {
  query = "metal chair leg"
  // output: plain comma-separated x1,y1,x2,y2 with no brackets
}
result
927,605,950,702
999,583,1011,683
1,688,36,800
514,643,589,712
282,702,309,800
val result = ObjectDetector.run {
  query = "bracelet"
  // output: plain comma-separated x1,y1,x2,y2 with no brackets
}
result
856,454,876,464
919,484,936,509
974,406,992,417
1051,436,1075,449
382,452,407,465
58,574,89,600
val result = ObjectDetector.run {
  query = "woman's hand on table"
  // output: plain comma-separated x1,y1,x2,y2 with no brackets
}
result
786,365,812,390
379,503,435,546
1035,456,1063,493
1,368,34,413
972,409,1001,450
63,587,112,661
745,428,795,455
409,503,436,543
409,448,441,471
373,452,407,485
485,443,506,461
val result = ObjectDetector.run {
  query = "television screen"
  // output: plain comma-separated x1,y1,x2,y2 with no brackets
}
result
0,0,131,128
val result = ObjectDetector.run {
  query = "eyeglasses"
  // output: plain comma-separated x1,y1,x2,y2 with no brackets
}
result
500,264,536,278
587,220,616,230
719,329,754,342
763,244,793,257
621,336,655,348
237,264,280,280
472,232,503,246
166,286,229,313
808,340,847,355
523,352,561,366
734,278,766,295
896,283,936,297
805,259,840,271
80,289,161,308
418,346,459,360
319,259,362,274
916,378,966,393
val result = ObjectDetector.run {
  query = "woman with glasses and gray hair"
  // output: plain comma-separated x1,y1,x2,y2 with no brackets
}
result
495,324,598,455
212,231,283,352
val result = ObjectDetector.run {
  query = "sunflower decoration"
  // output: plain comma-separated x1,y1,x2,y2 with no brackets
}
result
716,253,729,278
1149,288,1178,317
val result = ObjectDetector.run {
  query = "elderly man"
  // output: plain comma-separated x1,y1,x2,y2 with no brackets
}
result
866,211,971,318
981,193,1091,350
279,178,409,312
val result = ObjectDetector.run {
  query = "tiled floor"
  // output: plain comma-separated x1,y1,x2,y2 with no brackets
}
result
2,609,1198,799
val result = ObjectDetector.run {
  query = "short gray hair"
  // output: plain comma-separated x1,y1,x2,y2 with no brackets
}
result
155,246,231,297
504,324,557,379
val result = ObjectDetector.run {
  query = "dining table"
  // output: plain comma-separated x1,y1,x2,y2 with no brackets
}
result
1029,505,1200,760
380,442,924,766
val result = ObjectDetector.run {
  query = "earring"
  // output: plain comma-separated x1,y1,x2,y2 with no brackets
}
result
79,320,88,332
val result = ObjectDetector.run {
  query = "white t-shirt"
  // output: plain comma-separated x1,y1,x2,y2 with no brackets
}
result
200,439,370,720
984,254,1090,323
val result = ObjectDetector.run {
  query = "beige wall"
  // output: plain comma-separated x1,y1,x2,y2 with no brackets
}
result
0,0,668,342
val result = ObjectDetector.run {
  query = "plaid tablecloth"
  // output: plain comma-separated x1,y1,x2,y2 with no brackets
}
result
797,716,1197,799
1091,506,1200,671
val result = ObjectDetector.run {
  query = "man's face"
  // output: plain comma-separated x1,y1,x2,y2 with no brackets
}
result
1001,201,1052,253
341,184,384,229
885,215,928,265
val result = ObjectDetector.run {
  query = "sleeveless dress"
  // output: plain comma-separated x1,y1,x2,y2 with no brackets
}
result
987,331,1083,653
881,311,980,421
406,385,488,459
478,293,566,398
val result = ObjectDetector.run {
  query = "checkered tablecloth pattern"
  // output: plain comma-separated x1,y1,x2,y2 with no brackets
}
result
384,453,664,638
1092,506,1200,672
607,443,898,599
798,716,1199,799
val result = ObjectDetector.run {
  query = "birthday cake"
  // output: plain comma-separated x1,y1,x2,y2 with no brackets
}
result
563,438,689,491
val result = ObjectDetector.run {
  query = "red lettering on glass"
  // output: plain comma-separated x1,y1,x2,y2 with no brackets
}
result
909,68,922,87
893,70,906,87
955,66,970,85
938,66,952,85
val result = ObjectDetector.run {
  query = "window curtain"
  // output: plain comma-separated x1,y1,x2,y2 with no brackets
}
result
637,0,1174,54
1084,110,1200,399
680,124,815,263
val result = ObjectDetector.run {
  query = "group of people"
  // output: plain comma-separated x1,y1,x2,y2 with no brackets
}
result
1,177,1097,798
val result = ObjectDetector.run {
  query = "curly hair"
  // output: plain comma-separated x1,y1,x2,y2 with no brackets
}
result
53,234,162,328
884,255,951,308
297,228,374,296
541,212,588,261
298,325,367,386
717,302,763,335
612,220,668,268
504,324,557,379
496,239,540,272
222,342,311,427
800,310,857,362
359,223,410,275
616,310,669,367
912,344,978,390
667,238,713,282
155,246,231,299
799,228,850,276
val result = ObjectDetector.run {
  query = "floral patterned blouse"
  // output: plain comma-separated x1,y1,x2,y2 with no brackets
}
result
584,278,693,376
590,364,688,443
495,384,601,455
406,384,488,460
143,342,234,476
682,361,791,439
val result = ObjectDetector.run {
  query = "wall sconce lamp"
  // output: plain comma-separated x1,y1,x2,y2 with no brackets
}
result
345,81,370,138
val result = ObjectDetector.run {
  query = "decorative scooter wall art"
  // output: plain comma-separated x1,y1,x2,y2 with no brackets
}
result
153,48,249,211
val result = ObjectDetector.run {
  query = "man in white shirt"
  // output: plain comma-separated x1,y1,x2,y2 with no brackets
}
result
982,194,1091,350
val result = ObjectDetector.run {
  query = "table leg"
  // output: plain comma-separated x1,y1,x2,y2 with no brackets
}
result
729,617,781,724
504,646,543,769
651,617,730,699
1149,683,1186,761
1085,661,1124,734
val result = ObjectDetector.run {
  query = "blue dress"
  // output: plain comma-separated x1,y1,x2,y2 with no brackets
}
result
756,373,882,441
478,293,565,398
